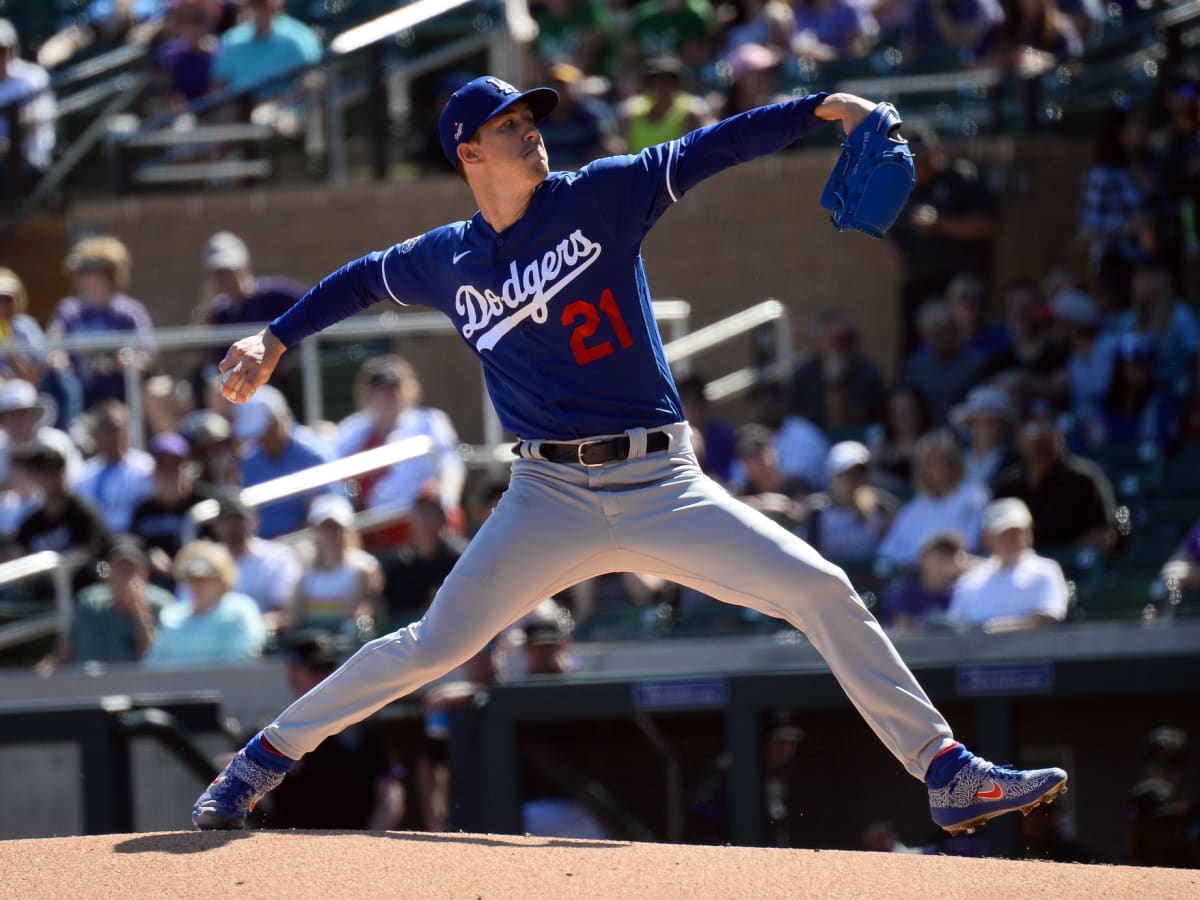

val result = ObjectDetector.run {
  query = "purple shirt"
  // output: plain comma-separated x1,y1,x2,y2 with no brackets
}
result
881,574,952,626
49,293,156,402
210,277,308,327
156,38,216,102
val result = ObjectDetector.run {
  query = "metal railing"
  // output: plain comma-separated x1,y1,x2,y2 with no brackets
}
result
0,550,89,653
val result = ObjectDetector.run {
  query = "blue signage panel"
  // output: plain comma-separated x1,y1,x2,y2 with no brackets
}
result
633,679,729,711
957,664,1055,696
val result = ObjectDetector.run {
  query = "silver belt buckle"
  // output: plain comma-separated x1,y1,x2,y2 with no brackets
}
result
577,438,606,467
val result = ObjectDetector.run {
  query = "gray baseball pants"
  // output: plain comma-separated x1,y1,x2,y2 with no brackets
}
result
264,422,954,780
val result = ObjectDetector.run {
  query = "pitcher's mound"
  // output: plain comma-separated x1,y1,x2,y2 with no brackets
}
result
2,830,1196,898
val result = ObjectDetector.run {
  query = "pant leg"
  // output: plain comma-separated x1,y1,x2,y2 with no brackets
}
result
264,463,616,758
602,447,953,781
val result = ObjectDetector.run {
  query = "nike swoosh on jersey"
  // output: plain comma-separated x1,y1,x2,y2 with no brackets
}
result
453,251,471,264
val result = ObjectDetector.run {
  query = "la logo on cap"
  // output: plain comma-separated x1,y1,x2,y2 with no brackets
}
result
454,122,463,140
486,77,517,94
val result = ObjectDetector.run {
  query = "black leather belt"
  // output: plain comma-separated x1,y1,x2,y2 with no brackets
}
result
515,430,671,466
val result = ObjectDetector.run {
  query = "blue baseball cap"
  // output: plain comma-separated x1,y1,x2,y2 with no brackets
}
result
438,75,558,167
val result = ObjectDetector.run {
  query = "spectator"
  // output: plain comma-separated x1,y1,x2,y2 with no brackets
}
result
13,442,110,559
902,0,1003,62
878,429,989,567
899,296,987,425
718,0,795,62
945,271,1010,367
149,0,218,113
0,378,82,490
791,0,878,63
887,125,996,356
531,0,616,79
202,231,308,329
946,497,1070,630
36,0,168,71
0,19,56,206
334,357,465,537
1150,70,1200,289
206,488,302,624
729,425,808,530
181,408,239,492
263,630,405,830
236,384,336,538
1098,333,1181,449
0,267,51,389
75,399,156,535
535,62,618,168
1072,102,1157,310
619,55,712,154
143,373,196,438
626,0,716,68
719,41,784,117
381,494,467,625
209,0,324,136
1159,513,1200,599
880,529,968,632
1052,287,1119,431
676,373,737,482
786,309,886,433
868,385,935,493
986,276,1069,387
803,440,898,563
1113,251,1200,392
39,539,171,672
49,235,156,406
984,0,1083,77
290,494,382,640
144,539,266,667
129,431,206,578
1125,726,1200,868
950,384,1019,490
731,379,828,493
993,404,1117,552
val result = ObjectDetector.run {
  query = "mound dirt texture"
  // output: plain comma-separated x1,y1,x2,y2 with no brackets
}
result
2,831,1197,898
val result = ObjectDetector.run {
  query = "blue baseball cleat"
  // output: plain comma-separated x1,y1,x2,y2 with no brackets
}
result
929,756,1068,835
192,747,289,830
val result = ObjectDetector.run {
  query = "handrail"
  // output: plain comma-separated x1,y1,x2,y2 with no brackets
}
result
0,549,92,653
329,0,479,55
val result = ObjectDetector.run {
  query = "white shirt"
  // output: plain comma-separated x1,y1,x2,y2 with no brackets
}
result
948,550,1069,626
0,58,57,169
75,448,156,533
336,406,465,512
774,415,830,490
878,480,989,567
237,536,303,613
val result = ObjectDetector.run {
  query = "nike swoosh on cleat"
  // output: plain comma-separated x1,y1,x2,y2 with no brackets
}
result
453,251,470,264
976,781,1003,800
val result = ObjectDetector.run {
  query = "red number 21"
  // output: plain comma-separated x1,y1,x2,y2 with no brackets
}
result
561,288,635,366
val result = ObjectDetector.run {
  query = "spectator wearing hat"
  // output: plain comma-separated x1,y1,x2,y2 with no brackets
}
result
236,383,336,539
148,1,219,114
0,378,82,491
1112,251,1199,391
49,234,156,407
334,356,465,544
1097,332,1181,450
718,0,794,66
381,493,467,625
786,309,886,433
719,41,785,117
618,54,712,154
144,539,266,668
880,530,970,632
39,539,173,673
262,629,406,830
0,18,56,205
181,409,239,492
993,403,1117,553
946,497,1069,631
535,62,619,168
0,267,50,387
950,384,1019,491
202,231,308,330
129,431,207,581
791,0,877,63
803,440,898,564
206,487,302,623
289,494,382,640
13,441,110,559
1052,287,1120,430
75,399,156,535
878,429,989,568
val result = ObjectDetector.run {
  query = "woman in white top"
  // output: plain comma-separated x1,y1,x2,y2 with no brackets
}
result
878,429,990,568
290,495,382,641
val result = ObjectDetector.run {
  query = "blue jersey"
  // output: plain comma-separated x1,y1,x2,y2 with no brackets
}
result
271,95,829,439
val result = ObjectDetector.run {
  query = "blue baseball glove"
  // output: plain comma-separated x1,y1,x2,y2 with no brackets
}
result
820,102,916,238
